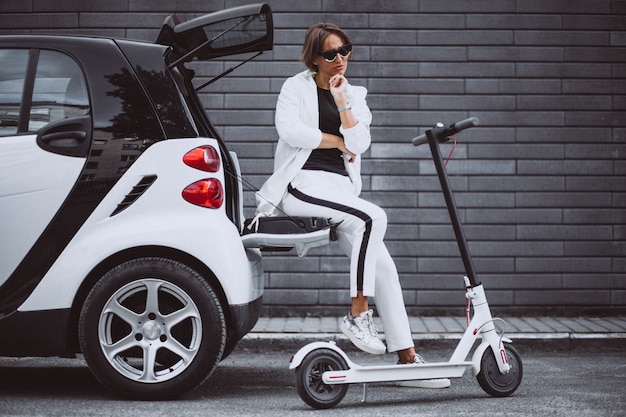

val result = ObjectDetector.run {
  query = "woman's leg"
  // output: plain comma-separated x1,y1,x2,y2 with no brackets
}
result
283,172,387,298
372,244,416,361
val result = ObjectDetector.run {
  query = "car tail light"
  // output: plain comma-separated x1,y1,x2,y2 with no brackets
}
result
183,145,220,172
182,179,223,208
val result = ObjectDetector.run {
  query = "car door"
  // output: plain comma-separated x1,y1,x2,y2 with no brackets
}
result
0,48,90,288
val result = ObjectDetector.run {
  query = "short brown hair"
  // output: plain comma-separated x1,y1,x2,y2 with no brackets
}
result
300,23,352,72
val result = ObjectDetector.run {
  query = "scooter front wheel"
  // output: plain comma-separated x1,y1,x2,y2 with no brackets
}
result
477,342,523,397
295,348,349,409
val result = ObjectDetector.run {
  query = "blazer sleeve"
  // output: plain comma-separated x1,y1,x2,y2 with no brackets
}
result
340,85,372,155
275,76,323,150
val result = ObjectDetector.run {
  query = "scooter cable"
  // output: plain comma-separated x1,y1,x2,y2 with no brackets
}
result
444,137,457,169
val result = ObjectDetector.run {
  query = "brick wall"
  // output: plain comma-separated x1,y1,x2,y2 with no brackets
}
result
2,0,625,316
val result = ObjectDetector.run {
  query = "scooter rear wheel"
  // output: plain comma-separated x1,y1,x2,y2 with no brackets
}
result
477,342,523,397
295,348,349,409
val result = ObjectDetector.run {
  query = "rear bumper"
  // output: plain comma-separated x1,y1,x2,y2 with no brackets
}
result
229,295,263,341
0,309,71,357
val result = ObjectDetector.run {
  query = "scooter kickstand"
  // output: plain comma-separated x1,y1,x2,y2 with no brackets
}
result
361,383,368,403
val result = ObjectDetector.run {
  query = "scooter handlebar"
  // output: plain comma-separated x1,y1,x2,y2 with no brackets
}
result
411,117,479,146
454,116,479,132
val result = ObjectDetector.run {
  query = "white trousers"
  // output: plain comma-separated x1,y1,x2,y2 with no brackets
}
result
282,170,414,352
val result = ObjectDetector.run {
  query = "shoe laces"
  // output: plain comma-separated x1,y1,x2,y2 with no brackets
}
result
413,354,426,364
349,309,379,340
362,310,379,337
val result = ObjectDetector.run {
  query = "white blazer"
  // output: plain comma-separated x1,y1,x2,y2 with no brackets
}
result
256,70,372,214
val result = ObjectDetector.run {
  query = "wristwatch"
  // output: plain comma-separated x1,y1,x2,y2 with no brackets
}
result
337,102,352,112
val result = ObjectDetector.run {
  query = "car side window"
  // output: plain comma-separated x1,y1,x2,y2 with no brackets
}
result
0,49,29,136
0,48,89,137
30,50,89,132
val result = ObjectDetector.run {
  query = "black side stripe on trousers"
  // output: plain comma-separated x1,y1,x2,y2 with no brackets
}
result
288,184,372,292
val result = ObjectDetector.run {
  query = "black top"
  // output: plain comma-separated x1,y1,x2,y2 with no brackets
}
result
302,87,348,176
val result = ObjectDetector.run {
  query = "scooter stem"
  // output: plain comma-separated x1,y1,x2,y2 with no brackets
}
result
426,127,479,287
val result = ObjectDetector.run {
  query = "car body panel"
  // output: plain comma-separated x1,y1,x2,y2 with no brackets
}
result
0,134,85,287
19,138,264,312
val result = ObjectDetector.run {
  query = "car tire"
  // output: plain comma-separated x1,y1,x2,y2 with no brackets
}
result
79,257,226,400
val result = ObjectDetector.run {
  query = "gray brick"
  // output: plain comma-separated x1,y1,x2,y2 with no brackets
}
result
263,289,318,305
470,144,564,159
417,290,468,306
517,161,613,176
418,192,514,208
514,290,611,306
465,208,563,224
518,95,612,111
420,62,515,77
516,127,613,143
516,192,612,208
564,47,626,62
420,0,516,13
563,274,626,289
566,112,626,127
515,30,609,46
469,46,564,62
563,208,626,225
387,241,460,257
419,225,517,241
362,160,420,175
269,273,346,290
469,176,565,192
612,291,626,305
0,0,33,12
563,79,626,94
368,78,465,95
516,257,611,273
35,0,129,11
566,176,625,192
466,79,562,94
420,160,516,175
517,225,614,240
369,14,467,30
467,14,562,29
0,13,78,29
480,274,563,290
565,241,626,257
419,30,514,45
318,289,353,306
563,14,626,31
516,63,612,78
129,0,223,12
374,46,468,62
418,95,516,111
515,0,612,14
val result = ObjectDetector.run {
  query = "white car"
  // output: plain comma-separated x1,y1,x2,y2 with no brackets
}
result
0,3,330,399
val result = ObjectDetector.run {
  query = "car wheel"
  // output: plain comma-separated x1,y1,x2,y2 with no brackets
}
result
79,257,226,399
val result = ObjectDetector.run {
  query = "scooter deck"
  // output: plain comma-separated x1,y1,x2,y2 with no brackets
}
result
322,361,473,385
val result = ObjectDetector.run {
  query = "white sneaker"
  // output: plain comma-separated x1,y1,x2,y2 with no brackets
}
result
395,354,451,389
340,309,386,355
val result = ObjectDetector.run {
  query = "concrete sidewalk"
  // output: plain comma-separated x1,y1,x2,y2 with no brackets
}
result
248,315,626,341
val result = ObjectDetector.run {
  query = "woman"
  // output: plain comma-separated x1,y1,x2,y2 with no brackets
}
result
256,23,449,388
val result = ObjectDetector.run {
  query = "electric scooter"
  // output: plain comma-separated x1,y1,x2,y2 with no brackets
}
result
289,117,523,409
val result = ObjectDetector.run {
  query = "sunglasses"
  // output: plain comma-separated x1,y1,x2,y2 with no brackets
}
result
319,44,353,62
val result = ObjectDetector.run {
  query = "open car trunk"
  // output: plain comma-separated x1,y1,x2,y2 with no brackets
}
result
156,3,334,257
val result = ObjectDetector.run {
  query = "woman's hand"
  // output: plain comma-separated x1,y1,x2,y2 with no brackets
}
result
339,141,357,163
329,74,348,105
320,132,356,163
